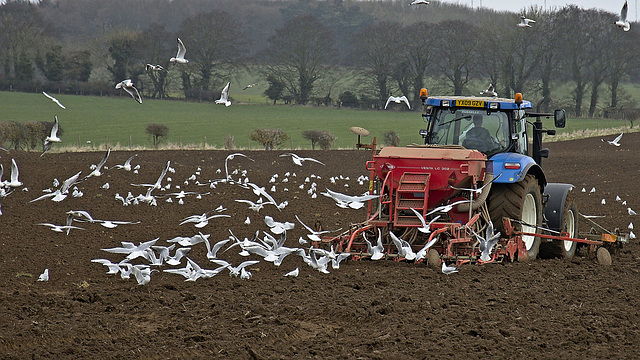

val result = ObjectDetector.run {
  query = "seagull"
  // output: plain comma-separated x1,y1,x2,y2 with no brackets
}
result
409,0,429,4
389,232,416,261
37,269,49,282
37,223,85,233
205,238,230,260
284,268,299,277
210,259,260,278
473,221,501,262
264,216,295,234
170,38,189,64
615,1,630,31
215,82,231,106
91,259,129,274
166,247,191,266
224,153,253,180
180,212,230,228
97,219,141,229
603,133,623,146
7,159,23,189
363,230,385,260
101,239,158,260
131,264,152,285
410,208,441,234
385,95,411,110
242,83,258,90
279,153,326,166
425,199,472,217
235,199,267,212
628,207,637,216
115,79,142,104
321,188,380,209
629,222,634,230
630,231,637,239
42,91,66,109
145,64,167,72
80,148,110,182
295,215,336,241
441,262,459,274
112,154,138,171
517,15,536,28
480,83,497,97
41,115,62,157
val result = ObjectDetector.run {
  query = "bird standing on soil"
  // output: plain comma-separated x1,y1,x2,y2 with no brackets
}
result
441,262,459,274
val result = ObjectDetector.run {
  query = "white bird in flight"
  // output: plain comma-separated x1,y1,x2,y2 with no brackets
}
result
389,232,416,261
41,115,62,157
480,83,497,97
517,15,536,28
112,154,138,171
215,82,231,107
243,83,258,90
42,91,66,109
37,222,85,233
410,208,440,234
279,153,326,167
170,38,189,64
145,63,167,72
615,1,630,31
604,133,623,146
409,0,429,5
363,230,385,260
384,95,411,110
115,79,142,104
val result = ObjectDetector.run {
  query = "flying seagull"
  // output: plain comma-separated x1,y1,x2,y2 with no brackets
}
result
615,1,630,31
145,64,167,72
409,0,429,4
517,15,536,28
112,154,138,171
243,83,258,90
41,115,62,157
115,79,142,104
603,133,623,146
384,95,411,110
42,91,66,109
279,153,325,166
170,38,189,64
215,82,231,106
480,84,497,97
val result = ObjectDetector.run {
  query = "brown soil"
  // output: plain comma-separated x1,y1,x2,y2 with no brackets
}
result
1,134,639,359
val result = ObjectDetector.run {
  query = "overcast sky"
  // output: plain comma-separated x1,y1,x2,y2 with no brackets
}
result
441,0,632,19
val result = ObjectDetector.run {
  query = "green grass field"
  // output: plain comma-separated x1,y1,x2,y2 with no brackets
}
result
0,91,635,150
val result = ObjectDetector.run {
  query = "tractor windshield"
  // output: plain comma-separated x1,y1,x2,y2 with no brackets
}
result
428,108,510,156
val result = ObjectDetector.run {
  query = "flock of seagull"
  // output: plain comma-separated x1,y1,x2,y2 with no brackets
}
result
12,145,485,285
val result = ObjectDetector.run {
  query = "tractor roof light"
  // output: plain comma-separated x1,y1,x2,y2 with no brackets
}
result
419,88,428,100
514,93,523,105
441,100,451,107
488,102,499,110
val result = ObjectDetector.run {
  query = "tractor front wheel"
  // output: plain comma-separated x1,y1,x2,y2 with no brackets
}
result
488,174,543,261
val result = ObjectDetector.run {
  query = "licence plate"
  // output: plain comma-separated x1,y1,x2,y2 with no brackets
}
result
455,99,485,108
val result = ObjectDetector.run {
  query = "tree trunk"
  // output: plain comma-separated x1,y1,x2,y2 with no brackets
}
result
588,80,601,118
610,76,620,109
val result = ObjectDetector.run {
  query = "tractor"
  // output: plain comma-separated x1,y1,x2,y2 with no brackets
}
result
332,89,625,266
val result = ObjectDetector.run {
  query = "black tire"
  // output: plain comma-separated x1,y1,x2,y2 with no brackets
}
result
540,196,578,259
488,174,542,261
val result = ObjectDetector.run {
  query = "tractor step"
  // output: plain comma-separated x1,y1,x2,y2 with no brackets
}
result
397,199,425,210
395,216,423,226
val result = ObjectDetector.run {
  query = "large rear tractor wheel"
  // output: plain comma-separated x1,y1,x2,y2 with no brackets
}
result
488,174,543,261
540,196,578,259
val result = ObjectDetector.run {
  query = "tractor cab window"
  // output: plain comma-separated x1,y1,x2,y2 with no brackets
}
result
429,108,509,155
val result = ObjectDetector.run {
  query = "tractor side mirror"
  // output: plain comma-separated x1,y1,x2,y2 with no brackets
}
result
554,109,566,128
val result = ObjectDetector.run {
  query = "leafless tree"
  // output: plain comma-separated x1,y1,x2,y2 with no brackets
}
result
432,20,479,96
262,15,336,105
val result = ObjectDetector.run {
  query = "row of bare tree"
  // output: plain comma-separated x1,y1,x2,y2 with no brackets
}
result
1,0,640,116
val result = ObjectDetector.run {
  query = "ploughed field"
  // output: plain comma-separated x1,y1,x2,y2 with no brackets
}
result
1,134,639,359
